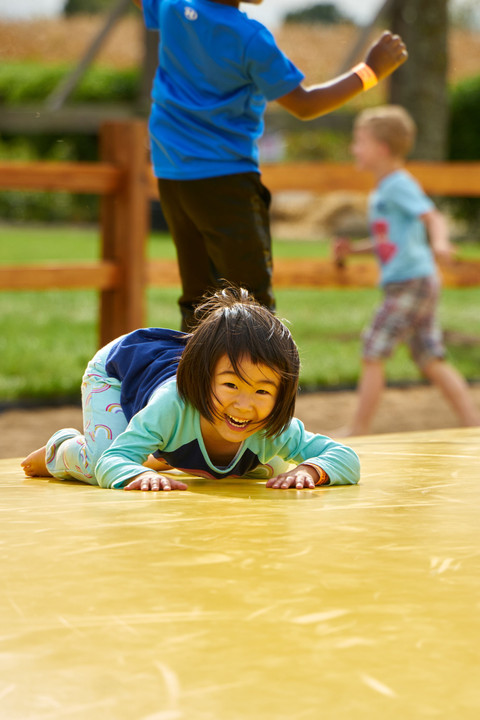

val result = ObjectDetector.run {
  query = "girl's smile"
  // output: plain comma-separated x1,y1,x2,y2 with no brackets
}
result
200,354,280,458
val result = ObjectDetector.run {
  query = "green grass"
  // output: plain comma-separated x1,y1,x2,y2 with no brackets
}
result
1,225,480,402
0,225,100,263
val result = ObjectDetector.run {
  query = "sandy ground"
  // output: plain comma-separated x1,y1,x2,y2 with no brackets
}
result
3,383,480,461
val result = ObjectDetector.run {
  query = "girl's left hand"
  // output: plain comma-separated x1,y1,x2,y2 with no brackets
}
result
124,471,188,491
266,464,319,490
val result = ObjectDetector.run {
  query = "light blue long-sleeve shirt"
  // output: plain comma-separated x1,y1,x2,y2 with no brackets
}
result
95,379,360,489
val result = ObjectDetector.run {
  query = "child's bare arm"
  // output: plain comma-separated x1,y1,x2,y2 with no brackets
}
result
333,236,375,264
276,31,407,120
422,208,454,264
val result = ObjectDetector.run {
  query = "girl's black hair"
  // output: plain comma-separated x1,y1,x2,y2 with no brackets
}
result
176,286,300,437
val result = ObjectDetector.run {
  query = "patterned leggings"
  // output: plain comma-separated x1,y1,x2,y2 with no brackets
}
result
46,340,128,485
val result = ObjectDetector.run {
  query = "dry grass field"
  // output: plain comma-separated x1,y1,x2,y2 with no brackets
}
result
1,15,479,85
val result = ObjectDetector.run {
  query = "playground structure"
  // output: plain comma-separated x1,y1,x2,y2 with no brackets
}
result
1,119,480,346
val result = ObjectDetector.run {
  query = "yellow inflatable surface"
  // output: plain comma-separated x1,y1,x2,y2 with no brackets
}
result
1,427,479,719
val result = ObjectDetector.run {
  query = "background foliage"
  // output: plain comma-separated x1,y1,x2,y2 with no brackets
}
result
285,3,351,25
1,60,479,226
448,74,480,228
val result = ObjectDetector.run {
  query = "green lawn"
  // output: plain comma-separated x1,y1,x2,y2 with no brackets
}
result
1,225,480,402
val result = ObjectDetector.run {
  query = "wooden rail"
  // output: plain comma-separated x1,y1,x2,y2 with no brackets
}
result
0,161,122,194
261,161,480,197
146,159,480,292
0,262,119,290
1,119,480,348
146,161,480,199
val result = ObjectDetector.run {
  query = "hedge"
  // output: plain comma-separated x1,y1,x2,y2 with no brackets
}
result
0,61,139,105
1,61,480,226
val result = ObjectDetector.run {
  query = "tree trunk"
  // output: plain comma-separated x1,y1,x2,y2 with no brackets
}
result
389,0,449,160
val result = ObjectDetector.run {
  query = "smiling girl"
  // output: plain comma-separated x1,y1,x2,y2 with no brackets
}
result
22,287,359,491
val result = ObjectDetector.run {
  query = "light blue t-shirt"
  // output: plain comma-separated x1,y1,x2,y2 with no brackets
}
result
369,169,436,285
143,0,304,179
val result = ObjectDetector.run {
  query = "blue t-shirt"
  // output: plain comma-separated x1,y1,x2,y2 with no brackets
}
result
105,328,188,421
369,169,436,285
143,0,304,179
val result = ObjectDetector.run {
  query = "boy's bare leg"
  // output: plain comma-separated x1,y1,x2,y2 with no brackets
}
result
21,446,53,477
422,359,480,427
344,359,385,436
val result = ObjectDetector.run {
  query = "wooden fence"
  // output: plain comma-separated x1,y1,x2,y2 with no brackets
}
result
0,120,149,346
1,119,480,346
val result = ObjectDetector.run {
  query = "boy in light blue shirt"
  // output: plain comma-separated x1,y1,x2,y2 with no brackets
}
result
369,170,436,285
132,0,408,330
334,105,480,435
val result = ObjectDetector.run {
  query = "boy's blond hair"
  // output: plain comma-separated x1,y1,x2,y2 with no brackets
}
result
354,105,416,158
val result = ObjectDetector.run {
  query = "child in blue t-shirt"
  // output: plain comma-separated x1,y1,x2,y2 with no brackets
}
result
334,105,480,435
132,0,407,331
22,287,360,490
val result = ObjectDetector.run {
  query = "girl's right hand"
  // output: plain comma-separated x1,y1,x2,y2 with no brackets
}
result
124,471,188,491
365,31,408,80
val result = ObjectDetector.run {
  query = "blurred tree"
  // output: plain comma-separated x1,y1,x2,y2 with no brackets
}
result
389,0,449,160
285,3,351,25
65,0,113,13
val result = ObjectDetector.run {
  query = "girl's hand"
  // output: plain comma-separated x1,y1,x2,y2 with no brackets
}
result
365,31,408,81
266,464,319,490
124,471,188,492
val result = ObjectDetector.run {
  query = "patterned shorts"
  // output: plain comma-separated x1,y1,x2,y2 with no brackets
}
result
362,276,445,368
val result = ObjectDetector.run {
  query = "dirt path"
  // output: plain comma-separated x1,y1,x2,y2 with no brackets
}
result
3,384,480,461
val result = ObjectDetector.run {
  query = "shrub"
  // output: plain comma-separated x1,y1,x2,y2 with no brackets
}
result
0,134,99,223
449,75,480,159
64,0,136,15
285,4,351,24
64,0,116,13
447,74,480,229
0,61,139,106
0,61,140,222
284,128,352,163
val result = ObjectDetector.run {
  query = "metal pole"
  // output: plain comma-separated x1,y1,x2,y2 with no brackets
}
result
45,0,131,112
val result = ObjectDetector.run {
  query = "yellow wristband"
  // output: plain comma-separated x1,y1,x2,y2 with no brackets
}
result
352,62,378,91
314,467,330,486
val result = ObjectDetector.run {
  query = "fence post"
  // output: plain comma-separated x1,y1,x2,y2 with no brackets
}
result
99,120,150,347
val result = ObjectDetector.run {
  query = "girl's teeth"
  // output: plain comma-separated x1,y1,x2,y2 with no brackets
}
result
228,415,249,426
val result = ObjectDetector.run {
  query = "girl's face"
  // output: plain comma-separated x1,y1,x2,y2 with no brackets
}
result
204,354,280,444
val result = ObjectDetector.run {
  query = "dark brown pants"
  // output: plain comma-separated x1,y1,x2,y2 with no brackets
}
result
157,172,275,331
